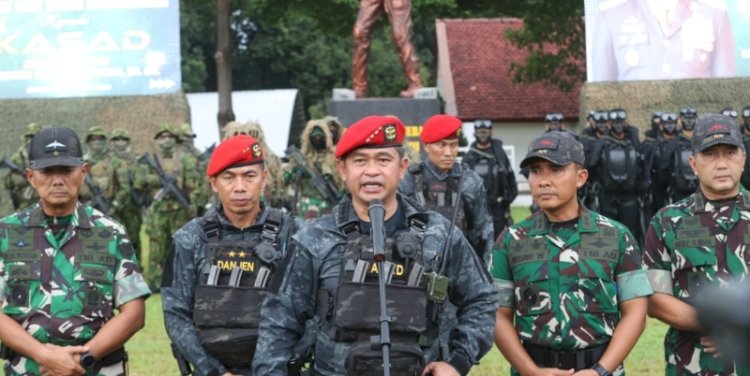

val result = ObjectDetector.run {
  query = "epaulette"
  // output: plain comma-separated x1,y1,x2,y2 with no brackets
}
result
695,0,726,10
598,0,628,12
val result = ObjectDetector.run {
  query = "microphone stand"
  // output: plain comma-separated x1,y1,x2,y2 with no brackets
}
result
368,199,391,376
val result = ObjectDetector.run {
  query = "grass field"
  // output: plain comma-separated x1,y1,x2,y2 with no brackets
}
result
4,206,672,375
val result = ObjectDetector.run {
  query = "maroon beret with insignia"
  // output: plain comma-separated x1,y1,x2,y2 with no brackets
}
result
206,135,264,176
335,115,405,158
420,114,462,144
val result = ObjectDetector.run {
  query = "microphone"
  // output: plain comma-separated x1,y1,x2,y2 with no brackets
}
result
368,199,386,260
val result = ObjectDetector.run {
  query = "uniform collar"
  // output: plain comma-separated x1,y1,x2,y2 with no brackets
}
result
691,186,750,214
28,201,93,229
527,201,598,236
334,193,426,232
209,202,269,230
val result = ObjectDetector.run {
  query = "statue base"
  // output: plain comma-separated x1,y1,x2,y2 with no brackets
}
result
327,96,440,127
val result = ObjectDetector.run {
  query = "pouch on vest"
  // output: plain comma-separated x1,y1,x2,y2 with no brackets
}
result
198,326,258,368
344,342,424,376
673,147,698,193
600,141,637,191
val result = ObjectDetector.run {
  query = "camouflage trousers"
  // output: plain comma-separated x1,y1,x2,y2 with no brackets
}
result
144,203,190,290
112,205,143,263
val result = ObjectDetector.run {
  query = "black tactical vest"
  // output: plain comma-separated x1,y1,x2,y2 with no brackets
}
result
599,139,638,191
321,215,430,376
192,209,285,369
411,165,467,230
672,143,698,194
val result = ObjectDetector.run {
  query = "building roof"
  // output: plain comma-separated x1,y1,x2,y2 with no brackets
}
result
437,18,582,122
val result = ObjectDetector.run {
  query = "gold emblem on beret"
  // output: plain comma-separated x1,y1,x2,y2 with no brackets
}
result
252,143,262,158
384,124,396,142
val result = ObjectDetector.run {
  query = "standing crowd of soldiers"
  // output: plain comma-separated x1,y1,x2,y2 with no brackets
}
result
0,108,749,376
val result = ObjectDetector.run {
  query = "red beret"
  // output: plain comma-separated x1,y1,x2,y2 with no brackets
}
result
420,114,462,144
206,135,264,176
335,115,405,158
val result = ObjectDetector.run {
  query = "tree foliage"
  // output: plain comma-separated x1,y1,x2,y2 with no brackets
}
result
504,1,585,92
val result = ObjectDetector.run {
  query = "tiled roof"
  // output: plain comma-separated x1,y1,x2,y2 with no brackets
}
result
443,18,582,122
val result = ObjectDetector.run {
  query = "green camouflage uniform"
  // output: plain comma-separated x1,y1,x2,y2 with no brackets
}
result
284,119,343,220
4,123,42,210
109,128,143,261
80,127,114,212
492,206,653,375
644,188,750,375
0,202,151,375
133,126,202,289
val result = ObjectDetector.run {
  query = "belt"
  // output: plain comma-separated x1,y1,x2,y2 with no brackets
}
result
523,342,608,371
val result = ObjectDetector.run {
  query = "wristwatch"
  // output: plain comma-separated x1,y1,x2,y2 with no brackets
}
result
592,363,612,376
80,351,96,369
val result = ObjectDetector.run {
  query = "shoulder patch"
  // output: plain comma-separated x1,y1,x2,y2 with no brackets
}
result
599,0,629,12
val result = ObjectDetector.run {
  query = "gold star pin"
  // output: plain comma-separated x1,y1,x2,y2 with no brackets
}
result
228,251,236,257
238,251,246,258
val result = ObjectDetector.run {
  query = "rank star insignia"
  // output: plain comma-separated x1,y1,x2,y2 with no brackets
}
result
252,144,262,158
228,251,236,257
384,124,396,142
238,251,246,258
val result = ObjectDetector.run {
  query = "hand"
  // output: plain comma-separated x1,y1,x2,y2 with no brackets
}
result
572,370,599,376
38,343,87,376
701,336,723,358
223,373,242,376
422,361,459,376
529,367,575,376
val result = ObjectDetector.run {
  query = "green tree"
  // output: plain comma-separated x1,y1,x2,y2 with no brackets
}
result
504,1,585,92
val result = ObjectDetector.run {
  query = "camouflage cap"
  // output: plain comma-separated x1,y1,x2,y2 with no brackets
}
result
111,128,130,140
86,126,107,142
154,124,176,139
692,114,744,153
520,131,585,168
178,123,196,138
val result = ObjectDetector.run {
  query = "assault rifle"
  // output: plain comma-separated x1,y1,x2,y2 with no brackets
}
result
0,157,24,209
84,174,111,215
140,154,190,209
284,145,341,206
198,143,216,163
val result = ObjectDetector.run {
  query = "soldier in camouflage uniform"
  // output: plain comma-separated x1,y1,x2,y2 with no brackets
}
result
80,126,115,214
283,118,343,220
177,123,202,159
493,131,652,376
643,114,750,375
246,120,287,210
109,128,143,260
133,125,203,290
0,126,150,376
399,114,494,265
163,135,300,376
253,115,497,375
4,123,42,210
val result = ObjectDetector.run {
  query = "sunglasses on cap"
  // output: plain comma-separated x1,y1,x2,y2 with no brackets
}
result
680,107,697,116
660,113,678,122
593,112,609,122
722,109,738,118
474,120,492,129
609,110,627,120
544,113,564,122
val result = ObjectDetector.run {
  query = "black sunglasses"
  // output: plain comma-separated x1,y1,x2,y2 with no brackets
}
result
593,113,609,122
680,107,697,116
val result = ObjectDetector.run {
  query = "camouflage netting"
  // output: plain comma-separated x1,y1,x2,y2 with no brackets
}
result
0,92,190,215
580,77,750,133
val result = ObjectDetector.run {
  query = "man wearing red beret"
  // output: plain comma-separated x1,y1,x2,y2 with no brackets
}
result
399,114,494,266
162,135,302,376
253,115,497,375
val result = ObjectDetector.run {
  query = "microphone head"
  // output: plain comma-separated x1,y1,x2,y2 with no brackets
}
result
368,199,384,209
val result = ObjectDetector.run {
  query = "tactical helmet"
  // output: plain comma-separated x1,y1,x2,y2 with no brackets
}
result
680,107,698,117
86,126,108,142
111,128,131,141
154,124,176,139
609,108,627,121
24,122,41,137
178,123,196,138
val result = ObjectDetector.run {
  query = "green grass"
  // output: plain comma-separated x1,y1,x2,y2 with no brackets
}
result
4,206,670,375
119,295,669,375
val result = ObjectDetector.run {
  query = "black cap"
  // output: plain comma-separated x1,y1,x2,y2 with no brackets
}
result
692,114,744,153
520,131,585,168
28,126,84,170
